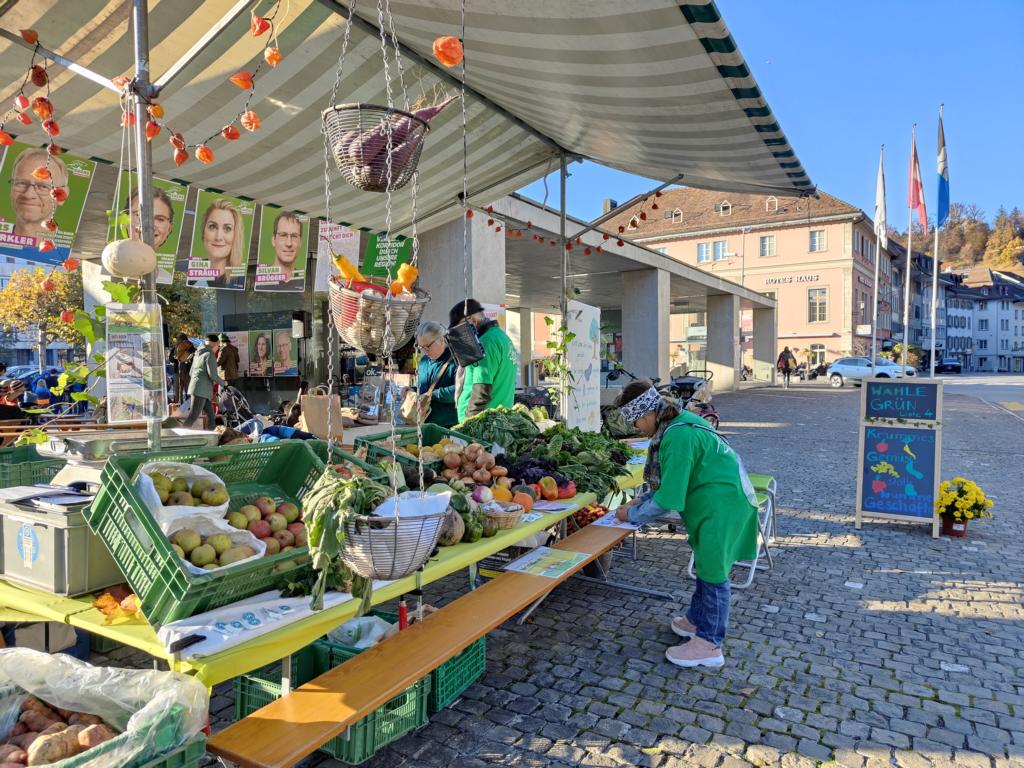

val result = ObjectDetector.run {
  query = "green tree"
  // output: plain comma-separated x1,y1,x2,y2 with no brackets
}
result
0,267,84,368
983,207,1024,268
156,271,205,338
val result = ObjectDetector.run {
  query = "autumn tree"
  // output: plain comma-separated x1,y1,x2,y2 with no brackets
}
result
983,207,1024,269
0,267,84,368
156,271,207,338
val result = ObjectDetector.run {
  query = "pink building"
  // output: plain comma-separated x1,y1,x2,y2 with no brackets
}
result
607,189,895,368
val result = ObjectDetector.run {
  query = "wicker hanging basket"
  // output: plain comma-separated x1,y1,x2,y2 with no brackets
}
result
339,493,449,580
323,103,429,193
328,276,429,357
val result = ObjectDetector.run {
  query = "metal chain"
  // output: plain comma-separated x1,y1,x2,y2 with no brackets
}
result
460,0,469,315
383,0,410,112
322,0,357,450
409,169,425,491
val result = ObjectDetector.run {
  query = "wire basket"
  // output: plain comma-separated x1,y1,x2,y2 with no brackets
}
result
339,508,447,581
329,276,430,356
323,103,429,193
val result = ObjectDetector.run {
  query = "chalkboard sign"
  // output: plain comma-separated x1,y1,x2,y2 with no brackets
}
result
863,380,941,421
856,423,941,536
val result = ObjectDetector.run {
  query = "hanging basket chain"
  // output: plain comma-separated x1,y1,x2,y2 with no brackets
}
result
460,0,469,314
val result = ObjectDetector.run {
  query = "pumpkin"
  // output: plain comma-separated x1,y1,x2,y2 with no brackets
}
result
437,506,465,546
511,485,536,501
512,492,533,512
101,238,156,278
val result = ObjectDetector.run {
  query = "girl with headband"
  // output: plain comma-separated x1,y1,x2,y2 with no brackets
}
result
614,380,759,668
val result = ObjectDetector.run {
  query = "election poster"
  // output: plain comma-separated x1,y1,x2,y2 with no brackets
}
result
248,330,274,377
255,207,309,292
315,219,360,292
0,140,96,266
223,331,250,378
187,190,255,290
361,233,412,279
108,172,188,284
272,328,298,376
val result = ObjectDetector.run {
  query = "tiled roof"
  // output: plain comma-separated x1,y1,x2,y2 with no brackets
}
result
603,187,862,240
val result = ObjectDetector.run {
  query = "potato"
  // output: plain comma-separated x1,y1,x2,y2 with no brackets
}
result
27,724,85,765
18,711,60,733
9,732,38,750
0,745,27,761
9,722,27,737
67,714,103,727
1,762,28,767
77,724,116,749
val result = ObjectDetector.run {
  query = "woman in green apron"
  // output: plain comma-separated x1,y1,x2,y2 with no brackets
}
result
614,380,758,668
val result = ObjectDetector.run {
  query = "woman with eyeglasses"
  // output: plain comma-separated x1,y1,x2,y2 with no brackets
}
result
412,321,457,428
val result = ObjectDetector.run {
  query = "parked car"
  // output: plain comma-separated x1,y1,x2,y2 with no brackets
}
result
826,357,905,388
935,357,962,374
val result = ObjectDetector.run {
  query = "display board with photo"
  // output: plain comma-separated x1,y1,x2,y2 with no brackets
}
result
0,140,96,265
223,331,250,377
248,330,274,377
187,190,255,290
108,172,188,285
255,207,309,292
105,303,167,423
272,329,298,376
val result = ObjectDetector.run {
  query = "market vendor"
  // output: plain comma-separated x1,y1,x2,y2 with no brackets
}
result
614,380,758,669
449,299,515,422
414,321,458,428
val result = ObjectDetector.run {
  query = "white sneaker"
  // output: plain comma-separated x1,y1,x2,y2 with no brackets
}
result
666,636,724,669
671,616,696,638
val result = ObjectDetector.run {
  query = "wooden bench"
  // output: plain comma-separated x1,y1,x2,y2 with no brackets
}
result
207,523,631,768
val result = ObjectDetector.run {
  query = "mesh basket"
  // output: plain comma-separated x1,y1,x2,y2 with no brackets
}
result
328,276,429,356
323,103,429,193
339,509,446,581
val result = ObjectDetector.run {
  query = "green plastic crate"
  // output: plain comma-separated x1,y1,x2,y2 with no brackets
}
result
0,444,65,488
128,734,207,768
235,641,429,765
352,425,473,471
345,611,485,713
307,441,386,480
87,632,122,654
86,442,324,629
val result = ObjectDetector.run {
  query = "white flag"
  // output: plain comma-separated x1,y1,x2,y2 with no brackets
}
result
874,146,887,249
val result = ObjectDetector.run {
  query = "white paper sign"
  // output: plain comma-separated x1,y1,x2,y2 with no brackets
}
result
565,300,601,432
591,511,640,530
315,220,360,293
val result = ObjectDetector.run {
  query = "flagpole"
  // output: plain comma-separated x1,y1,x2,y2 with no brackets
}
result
871,145,884,376
930,104,946,379
903,128,915,371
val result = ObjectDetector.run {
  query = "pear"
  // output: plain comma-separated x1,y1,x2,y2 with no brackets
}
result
206,533,233,555
189,543,217,567
171,478,189,494
191,478,214,499
201,488,229,506
171,529,201,555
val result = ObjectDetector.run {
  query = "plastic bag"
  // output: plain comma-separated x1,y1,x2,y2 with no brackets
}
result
0,648,207,768
135,461,230,530
326,615,397,649
166,514,266,576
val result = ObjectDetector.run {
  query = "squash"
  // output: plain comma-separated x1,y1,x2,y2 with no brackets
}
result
512,491,533,512
101,238,157,278
437,506,465,546
491,485,513,503
511,485,536,501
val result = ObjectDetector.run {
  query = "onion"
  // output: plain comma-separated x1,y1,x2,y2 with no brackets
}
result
443,453,461,469
490,466,508,477
472,469,491,483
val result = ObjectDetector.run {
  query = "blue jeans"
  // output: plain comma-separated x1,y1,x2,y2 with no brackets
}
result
686,578,730,647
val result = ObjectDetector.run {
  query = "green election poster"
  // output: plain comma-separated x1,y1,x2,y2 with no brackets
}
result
188,189,255,290
0,140,96,266
255,206,309,292
109,172,188,284
361,234,412,279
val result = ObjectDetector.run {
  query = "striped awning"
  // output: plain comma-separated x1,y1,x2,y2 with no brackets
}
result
0,0,812,236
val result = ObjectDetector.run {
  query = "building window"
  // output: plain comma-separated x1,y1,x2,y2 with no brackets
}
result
810,343,825,366
979,319,988,331
759,235,776,257
1001,318,1010,331
766,196,778,212
860,292,869,324
808,287,828,323
671,209,683,223
716,200,732,216
697,243,711,262
627,216,639,230
979,339,988,350
713,240,728,260
809,229,827,252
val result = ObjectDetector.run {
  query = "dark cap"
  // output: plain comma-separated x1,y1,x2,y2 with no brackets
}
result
176,333,188,341
449,298,484,327
219,333,230,343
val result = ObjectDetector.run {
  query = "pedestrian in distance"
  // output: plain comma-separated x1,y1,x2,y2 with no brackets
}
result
171,333,195,404
217,333,241,390
776,346,797,389
614,380,759,669
183,334,226,429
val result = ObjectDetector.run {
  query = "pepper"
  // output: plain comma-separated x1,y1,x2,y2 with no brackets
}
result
397,262,418,286
557,481,577,499
333,254,364,284
538,476,559,501
526,483,543,500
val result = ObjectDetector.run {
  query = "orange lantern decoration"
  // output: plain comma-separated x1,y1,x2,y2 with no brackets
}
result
432,36,464,68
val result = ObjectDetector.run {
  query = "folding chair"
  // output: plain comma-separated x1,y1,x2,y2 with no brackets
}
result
687,489,774,589
747,472,778,542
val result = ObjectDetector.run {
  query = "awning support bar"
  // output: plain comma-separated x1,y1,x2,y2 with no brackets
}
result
152,0,255,93
0,28,121,94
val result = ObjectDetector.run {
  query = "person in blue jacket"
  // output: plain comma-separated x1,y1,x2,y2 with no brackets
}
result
413,321,457,428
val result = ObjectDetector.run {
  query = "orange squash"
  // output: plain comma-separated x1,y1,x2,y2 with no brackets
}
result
512,491,533,512
491,485,513,503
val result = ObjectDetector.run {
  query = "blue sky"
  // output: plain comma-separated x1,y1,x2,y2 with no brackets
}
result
519,0,1024,227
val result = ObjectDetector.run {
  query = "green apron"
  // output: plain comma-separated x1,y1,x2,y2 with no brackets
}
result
652,411,759,583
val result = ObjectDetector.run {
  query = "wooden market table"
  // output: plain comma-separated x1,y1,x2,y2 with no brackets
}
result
0,495,597,688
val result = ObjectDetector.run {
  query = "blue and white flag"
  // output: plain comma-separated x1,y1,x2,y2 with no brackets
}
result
936,110,949,228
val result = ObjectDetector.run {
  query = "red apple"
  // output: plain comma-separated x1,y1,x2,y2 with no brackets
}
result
262,536,281,556
273,529,295,548
247,519,271,539
286,522,305,538
254,496,276,518
276,501,300,523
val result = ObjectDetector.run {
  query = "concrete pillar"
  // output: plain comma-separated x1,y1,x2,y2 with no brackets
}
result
417,216,506,327
506,307,532,387
621,269,670,384
752,306,777,384
707,293,741,391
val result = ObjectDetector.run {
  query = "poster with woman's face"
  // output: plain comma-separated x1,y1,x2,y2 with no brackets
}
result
110,172,188,285
272,328,298,376
187,190,255,290
255,207,309,292
248,330,274,377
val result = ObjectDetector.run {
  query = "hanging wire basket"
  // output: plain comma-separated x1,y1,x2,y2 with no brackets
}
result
328,276,429,357
339,497,448,580
323,103,429,193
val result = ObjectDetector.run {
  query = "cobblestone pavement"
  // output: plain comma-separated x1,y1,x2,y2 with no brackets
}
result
95,386,1024,768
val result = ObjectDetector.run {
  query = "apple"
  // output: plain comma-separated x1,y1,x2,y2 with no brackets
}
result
239,505,261,524
226,511,249,530
254,496,276,518
281,545,295,552
287,523,307,547
276,501,300,523
247,519,272,539
262,536,281,556
266,513,287,533
273,529,295,548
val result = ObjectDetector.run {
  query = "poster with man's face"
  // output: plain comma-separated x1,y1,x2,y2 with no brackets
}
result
273,328,298,376
248,330,274,377
255,207,309,292
0,140,96,265
187,189,255,291
224,331,250,377
109,172,188,285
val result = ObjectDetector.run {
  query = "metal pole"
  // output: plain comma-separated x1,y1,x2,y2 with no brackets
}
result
930,224,939,377
902,127,915,372
131,0,161,452
871,230,881,375
559,155,568,418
